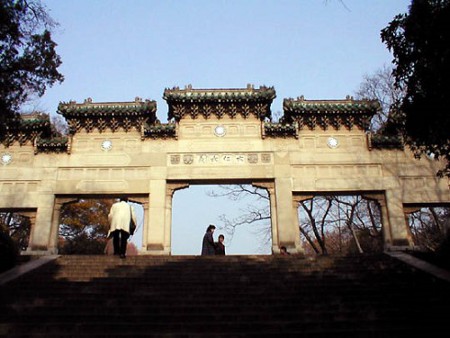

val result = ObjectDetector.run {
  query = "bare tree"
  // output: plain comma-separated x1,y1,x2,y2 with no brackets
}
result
333,196,383,254
0,212,31,250
51,114,68,136
207,185,272,252
298,197,334,255
208,185,384,256
298,195,382,256
354,64,406,132
408,207,450,252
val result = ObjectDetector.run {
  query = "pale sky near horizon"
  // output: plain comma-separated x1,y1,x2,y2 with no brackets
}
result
36,0,411,254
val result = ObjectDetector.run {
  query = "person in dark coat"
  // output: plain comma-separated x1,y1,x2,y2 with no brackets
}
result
215,234,225,255
201,224,216,255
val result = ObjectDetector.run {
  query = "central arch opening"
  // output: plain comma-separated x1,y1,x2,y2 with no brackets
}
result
171,184,273,255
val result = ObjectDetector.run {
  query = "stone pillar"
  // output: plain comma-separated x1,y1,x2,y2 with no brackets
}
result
165,182,189,254
252,181,278,254
385,189,413,248
47,197,78,254
362,193,393,249
379,198,393,247
403,206,422,248
292,195,313,254
139,198,149,252
146,180,167,254
128,196,148,253
274,178,301,253
145,180,189,255
27,194,55,254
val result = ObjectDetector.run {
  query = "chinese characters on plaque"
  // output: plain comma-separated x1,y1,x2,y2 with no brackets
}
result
170,153,271,165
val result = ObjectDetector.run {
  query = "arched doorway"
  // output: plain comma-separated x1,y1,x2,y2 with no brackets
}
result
171,184,273,255
296,194,384,256
56,197,144,255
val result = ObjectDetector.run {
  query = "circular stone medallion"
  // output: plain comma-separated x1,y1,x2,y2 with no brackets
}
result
1,153,12,165
327,137,339,149
214,125,226,137
101,140,113,151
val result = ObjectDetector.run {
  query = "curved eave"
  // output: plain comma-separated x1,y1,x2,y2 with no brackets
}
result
163,88,276,103
19,121,51,130
142,123,177,139
263,122,298,138
283,99,380,117
57,101,157,119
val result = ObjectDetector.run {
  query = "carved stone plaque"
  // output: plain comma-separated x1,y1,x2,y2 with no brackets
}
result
168,153,271,165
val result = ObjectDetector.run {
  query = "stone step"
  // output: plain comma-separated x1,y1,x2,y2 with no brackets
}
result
1,254,448,337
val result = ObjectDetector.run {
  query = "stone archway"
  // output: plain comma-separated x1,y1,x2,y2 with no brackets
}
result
0,86,448,255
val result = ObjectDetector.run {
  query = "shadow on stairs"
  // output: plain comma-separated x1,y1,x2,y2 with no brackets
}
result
1,253,449,337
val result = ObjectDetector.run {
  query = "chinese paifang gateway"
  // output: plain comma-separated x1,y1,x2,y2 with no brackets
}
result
0,85,448,254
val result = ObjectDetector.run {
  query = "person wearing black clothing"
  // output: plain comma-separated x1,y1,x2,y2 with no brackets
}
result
215,234,226,255
280,246,291,255
201,224,216,255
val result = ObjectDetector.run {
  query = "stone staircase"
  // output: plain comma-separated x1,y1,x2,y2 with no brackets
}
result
1,254,449,337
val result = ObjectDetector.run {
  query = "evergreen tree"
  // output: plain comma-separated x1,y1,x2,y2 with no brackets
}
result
381,0,450,176
0,0,63,136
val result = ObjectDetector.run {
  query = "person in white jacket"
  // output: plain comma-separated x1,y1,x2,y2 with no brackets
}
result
108,197,137,258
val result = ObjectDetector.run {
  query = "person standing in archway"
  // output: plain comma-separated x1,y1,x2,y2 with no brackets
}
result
201,224,216,255
108,197,137,258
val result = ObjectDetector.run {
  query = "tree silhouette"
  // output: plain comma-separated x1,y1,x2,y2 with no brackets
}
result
58,199,113,254
381,0,450,176
0,0,64,136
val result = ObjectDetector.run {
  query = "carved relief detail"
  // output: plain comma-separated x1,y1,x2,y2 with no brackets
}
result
170,155,180,165
183,155,194,165
169,153,271,165
248,154,258,164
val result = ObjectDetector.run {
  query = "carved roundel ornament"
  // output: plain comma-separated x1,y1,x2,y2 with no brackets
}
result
1,153,12,165
101,140,113,151
327,137,339,149
214,125,226,137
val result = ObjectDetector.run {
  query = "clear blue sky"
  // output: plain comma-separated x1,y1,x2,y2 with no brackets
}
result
37,0,411,254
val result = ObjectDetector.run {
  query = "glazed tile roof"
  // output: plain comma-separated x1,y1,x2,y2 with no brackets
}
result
35,137,69,154
57,97,157,119
142,122,177,139
57,97,157,134
283,96,380,116
263,122,298,138
163,84,276,102
163,84,276,121
369,134,404,150
17,112,51,131
1,113,52,146
282,96,380,130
